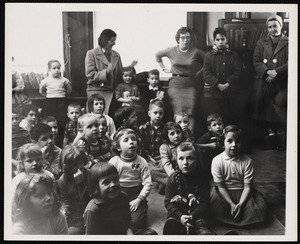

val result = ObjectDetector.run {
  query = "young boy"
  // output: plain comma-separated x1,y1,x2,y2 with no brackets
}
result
139,98,168,188
174,110,194,142
74,114,102,169
98,114,113,161
40,116,60,148
19,104,39,132
196,113,225,178
63,102,82,147
30,123,62,180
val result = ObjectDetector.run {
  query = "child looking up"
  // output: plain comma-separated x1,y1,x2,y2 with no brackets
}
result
211,125,267,226
12,175,68,235
57,145,90,234
30,123,62,180
196,113,225,178
87,93,116,139
163,142,214,235
19,104,39,132
109,128,152,229
63,103,82,147
174,110,194,142
39,59,72,142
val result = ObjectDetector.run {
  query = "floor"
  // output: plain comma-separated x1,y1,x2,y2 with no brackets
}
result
146,148,286,235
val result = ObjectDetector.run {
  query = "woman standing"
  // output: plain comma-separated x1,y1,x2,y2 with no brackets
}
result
85,29,123,115
252,15,288,149
155,27,205,131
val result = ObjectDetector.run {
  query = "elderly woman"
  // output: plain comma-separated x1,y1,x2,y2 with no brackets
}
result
252,14,288,149
155,27,205,131
85,29,123,115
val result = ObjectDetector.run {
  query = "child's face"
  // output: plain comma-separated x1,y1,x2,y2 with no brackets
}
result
118,132,138,158
93,99,105,115
147,74,159,88
98,117,108,138
49,62,61,78
81,118,99,140
70,158,84,175
25,110,37,125
224,132,242,158
47,121,58,140
98,173,120,201
124,111,138,129
12,113,20,130
175,115,189,132
168,128,182,146
23,154,43,174
148,105,164,125
208,120,224,136
214,34,227,49
177,149,197,175
37,131,54,149
30,182,54,216
122,70,133,84
67,107,81,122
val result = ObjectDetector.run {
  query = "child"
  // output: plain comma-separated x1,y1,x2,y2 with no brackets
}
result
12,143,55,197
87,93,116,139
57,145,90,234
160,122,185,177
30,123,62,180
211,125,267,226
63,102,82,147
39,59,72,142
174,110,194,142
74,114,102,168
40,116,60,148
139,98,168,187
203,27,242,125
163,142,214,235
19,104,39,132
109,128,152,229
114,105,139,134
196,113,225,178
115,66,140,107
12,174,68,234
97,114,113,161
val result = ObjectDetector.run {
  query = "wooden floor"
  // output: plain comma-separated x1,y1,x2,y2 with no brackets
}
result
146,148,286,235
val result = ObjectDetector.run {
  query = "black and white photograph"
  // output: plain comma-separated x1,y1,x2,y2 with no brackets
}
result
4,3,297,242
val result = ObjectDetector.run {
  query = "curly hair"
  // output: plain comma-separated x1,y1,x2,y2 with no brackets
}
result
213,27,227,39
111,128,138,155
175,27,194,44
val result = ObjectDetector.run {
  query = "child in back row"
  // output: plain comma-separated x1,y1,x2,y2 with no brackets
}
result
40,116,60,148
211,125,267,226
109,128,152,229
174,110,194,142
19,104,39,132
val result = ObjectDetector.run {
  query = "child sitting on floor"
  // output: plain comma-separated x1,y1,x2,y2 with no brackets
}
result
174,110,194,142
19,104,39,132
211,125,267,226
40,116,60,148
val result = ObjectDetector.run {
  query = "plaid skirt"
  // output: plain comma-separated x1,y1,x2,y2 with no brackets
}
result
210,186,267,226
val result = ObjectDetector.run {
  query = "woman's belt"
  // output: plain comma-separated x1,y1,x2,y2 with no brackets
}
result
172,74,191,77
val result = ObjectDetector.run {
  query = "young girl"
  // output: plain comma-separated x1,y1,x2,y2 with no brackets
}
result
109,128,152,229
39,59,72,141
87,93,116,139
115,66,140,107
98,114,113,160
211,125,267,226
57,145,91,234
163,141,214,235
12,174,68,235
159,122,186,177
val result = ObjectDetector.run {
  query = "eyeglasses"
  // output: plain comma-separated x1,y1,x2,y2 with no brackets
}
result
179,36,191,40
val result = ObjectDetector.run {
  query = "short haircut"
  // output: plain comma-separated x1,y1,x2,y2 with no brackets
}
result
17,143,42,163
30,123,52,141
176,141,197,155
162,121,183,144
47,59,61,70
88,162,119,198
40,116,57,124
87,94,106,113
77,114,98,129
148,69,159,77
175,27,194,44
114,106,135,125
207,113,223,126
22,104,38,117
149,98,164,111
213,27,227,39
68,102,81,111
111,128,138,154
224,125,243,140
98,29,117,47
174,110,189,121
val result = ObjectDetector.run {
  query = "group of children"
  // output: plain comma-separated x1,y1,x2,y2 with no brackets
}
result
11,27,268,235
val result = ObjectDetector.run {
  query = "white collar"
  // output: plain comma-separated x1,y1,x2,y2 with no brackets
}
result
149,85,158,91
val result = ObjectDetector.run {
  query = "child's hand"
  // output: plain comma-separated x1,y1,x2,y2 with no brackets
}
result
180,215,193,228
73,131,84,145
265,76,273,83
131,96,138,101
208,142,217,149
156,91,164,99
218,83,229,93
130,60,138,67
163,68,171,73
129,198,141,212
233,203,242,220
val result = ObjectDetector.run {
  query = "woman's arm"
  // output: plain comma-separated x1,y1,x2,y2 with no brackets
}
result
155,48,172,73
